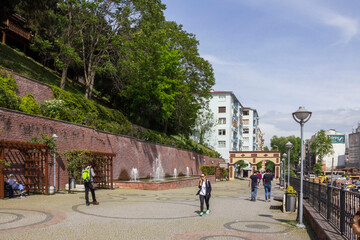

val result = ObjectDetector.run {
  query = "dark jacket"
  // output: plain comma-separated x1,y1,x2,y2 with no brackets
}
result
197,179,212,196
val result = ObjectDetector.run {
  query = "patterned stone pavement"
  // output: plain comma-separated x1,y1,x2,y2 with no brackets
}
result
0,179,316,240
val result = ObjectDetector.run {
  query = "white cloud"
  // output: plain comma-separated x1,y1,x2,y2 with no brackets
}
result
283,0,359,43
321,13,358,44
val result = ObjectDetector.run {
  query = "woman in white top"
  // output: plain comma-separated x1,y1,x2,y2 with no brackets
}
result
197,173,212,216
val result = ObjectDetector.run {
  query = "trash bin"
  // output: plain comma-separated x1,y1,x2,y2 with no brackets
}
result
286,193,296,212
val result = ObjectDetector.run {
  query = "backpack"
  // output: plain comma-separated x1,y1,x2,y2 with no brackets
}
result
82,168,91,183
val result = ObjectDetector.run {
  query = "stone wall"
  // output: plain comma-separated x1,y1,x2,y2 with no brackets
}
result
6,69,54,103
0,108,224,190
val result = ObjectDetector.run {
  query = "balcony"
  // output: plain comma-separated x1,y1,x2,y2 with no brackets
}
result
232,114,239,123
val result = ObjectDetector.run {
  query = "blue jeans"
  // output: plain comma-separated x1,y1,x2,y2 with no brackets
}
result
251,186,258,200
12,184,24,195
264,184,271,200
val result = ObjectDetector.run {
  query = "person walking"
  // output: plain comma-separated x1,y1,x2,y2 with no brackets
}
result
82,163,99,206
249,171,259,201
197,173,212,216
263,169,274,202
257,171,262,186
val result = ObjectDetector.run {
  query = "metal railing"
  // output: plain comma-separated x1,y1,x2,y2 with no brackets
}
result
290,177,359,240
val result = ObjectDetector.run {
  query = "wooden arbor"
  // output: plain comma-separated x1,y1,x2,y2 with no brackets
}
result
0,140,50,199
229,151,281,180
66,150,115,189
90,151,114,189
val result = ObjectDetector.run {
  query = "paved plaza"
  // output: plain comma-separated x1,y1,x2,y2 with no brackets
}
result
0,179,316,240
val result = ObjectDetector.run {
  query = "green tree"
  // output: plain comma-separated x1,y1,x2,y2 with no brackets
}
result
270,135,301,171
192,99,216,145
313,162,323,174
310,129,334,169
76,0,118,99
235,160,247,173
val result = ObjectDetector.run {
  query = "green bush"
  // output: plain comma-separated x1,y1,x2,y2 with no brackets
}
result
19,93,41,115
200,165,216,175
220,168,229,179
0,69,20,110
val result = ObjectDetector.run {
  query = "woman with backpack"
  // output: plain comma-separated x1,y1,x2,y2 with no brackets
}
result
82,163,99,206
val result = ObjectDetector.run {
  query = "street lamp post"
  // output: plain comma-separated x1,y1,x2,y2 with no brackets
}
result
286,141,294,188
281,157,285,187
52,134,58,193
282,153,287,186
292,106,312,228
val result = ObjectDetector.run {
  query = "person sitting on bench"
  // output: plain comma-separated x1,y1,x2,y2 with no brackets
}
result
8,174,25,198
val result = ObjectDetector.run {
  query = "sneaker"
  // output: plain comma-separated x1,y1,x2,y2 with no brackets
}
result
92,201,99,205
200,212,204,216
206,210,210,214
86,202,90,206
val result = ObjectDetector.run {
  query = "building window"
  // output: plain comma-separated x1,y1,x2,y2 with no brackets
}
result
218,141,226,148
243,119,249,125
219,95,226,101
218,118,226,124
218,107,226,113
242,146,249,150
243,128,249,134
218,129,226,135
243,110,249,116
243,137,249,143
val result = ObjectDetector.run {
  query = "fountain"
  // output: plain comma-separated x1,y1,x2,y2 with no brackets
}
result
186,167,190,177
152,155,165,181
173,168,178,178
130,168,139,182
115,155,201,190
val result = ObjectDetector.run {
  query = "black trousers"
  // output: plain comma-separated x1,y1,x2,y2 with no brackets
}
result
84,182,96,204
199,195,210,212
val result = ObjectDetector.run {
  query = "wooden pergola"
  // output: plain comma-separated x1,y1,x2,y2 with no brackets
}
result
0,140,50,199
89,151,115,189
66,150,115,189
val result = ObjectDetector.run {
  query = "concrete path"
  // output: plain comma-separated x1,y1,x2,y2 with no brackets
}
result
0,179,316,240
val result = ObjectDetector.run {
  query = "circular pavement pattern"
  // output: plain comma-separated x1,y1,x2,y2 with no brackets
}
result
172,230,277,240
72,200,199,220
200,235,251,240
224,221,291,234
0,208,66,234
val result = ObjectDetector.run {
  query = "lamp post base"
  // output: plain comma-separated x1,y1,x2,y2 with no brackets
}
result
296,223,305,228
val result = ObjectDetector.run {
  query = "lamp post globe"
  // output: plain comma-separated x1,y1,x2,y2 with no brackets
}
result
292,106,312,228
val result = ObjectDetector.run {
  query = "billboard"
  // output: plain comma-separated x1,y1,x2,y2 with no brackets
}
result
328,135,345,144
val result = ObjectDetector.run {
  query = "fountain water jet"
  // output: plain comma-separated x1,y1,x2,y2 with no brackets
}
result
186,167,190,177
152,155,165,181
130,168,139,181
173,168,178,178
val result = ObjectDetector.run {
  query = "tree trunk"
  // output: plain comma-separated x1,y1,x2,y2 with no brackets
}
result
60,61,70,89
85,70,95,99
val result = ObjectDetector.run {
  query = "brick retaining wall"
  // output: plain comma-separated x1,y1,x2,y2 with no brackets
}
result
0,108,224,190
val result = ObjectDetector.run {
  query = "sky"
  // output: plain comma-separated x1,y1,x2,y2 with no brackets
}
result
163,0,360,147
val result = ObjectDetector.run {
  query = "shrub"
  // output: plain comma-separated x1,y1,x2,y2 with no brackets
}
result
19,93,41,115
200,165,216,175
40,99,66,119
0,69,20,110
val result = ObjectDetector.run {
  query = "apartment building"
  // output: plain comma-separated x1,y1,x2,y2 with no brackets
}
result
191,91,261,162
348,124,360,168
241,107,260,151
